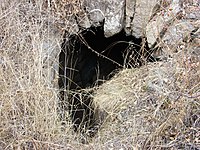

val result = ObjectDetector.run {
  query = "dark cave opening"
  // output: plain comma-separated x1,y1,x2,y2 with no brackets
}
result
58,25,155,135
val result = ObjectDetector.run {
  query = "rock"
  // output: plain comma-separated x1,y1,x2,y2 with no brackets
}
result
104,0,125,37
130,0,160,38
162,20,196,49
146,0,182,48
125,0,136,35
88,9,105,27
84,0,125,37
146,15,165,48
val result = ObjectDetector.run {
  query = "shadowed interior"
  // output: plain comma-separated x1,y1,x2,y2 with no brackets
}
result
58,25,154,134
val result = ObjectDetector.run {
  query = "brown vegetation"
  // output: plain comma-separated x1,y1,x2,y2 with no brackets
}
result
0,0,199,149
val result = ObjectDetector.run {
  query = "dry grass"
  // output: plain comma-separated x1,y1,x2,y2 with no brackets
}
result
92,53,200,149
0,0,199,149
0,0,81,149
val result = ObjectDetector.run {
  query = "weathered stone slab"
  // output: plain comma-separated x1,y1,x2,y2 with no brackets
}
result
104,0,125,37
125,0,136,35
130,0,160,38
